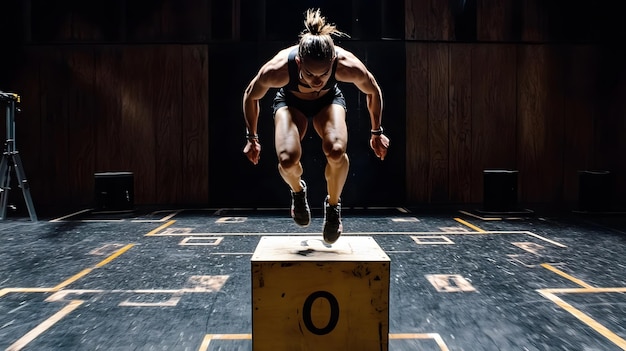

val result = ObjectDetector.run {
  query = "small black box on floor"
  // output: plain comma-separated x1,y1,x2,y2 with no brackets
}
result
483,169,518,212
94,172,134,212
578,170,612,212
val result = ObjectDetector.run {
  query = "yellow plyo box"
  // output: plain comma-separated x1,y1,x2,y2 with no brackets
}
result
251,236,390,351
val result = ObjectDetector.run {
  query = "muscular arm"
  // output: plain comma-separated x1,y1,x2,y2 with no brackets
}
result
334,49,383,131
243,75,268,137
242,48,291,164
335,48,389,160
361,72,383,131
242,49,291,136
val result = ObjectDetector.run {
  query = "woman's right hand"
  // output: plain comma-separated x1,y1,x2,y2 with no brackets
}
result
243,140,261,165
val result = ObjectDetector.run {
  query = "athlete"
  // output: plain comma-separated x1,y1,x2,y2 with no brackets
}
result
242,8,389,244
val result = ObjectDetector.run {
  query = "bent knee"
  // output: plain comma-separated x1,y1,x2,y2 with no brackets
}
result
323,142,347,163
277,150,300,169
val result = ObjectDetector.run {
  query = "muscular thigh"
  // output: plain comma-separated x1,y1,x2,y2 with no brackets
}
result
312,104,348,150
274,107,308,157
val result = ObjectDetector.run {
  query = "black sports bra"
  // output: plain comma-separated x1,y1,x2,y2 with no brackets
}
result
284,48,338,93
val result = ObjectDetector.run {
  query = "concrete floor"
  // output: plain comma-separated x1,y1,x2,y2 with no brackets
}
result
0,206,625,350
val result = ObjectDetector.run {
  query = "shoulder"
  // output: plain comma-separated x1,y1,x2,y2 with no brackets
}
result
256,46,297,87
335,46,355,60
334,46,369,82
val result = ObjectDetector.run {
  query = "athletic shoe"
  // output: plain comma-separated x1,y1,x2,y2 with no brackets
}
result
290,180,311,226
323,196,342,244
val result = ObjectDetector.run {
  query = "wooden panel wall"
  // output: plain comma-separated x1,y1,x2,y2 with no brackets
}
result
516,45,564,204
5,45,208,209
404,0,626,208
1,0,624,212
405,41,626,207
405,44,429,202
448,44,472,203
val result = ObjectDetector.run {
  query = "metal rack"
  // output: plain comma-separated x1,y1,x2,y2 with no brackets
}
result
0,91,37,221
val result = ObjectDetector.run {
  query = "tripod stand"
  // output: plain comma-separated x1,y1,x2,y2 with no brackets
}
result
0,91,37,221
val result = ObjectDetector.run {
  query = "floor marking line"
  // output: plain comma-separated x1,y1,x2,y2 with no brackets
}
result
182,231,533,236
52,268,93,291
52,244,134,291
44,286,235,302
453,218,486,232
146,220,176,236
49,209,92,222
426,274,477,292
6,300,84,351
541,263,594,288
50,209,184,223
131,220,175,223
209,252,253,255
526,233,567,248
198,335,211,351
0,288,53,297
199,334,252,351
432,333,450,351
458,210,502,221
163,230,564,246
95,243,134,267
538,290,626,350
389,333,450,351
389,333,434,339
160,210,183,221
540,287,626,294
119,292,182,307
79,219,125,223
198,333,450,351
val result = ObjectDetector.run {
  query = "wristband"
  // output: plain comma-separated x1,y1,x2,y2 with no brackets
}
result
246,133,259,141
370,126,383,136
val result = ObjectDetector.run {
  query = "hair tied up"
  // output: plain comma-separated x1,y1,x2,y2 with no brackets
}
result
298,9,349,61
301,8,348,38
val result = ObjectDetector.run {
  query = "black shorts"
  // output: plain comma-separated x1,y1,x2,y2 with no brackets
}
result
272,85,347,119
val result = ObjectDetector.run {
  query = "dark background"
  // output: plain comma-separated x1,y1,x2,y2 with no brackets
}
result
0,0,624,214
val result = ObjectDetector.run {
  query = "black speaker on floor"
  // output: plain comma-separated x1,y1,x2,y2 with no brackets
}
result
482,170,518,212
94,172,134,212
578,170,612,212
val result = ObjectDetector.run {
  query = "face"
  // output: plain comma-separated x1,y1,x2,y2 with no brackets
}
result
296,57,335,90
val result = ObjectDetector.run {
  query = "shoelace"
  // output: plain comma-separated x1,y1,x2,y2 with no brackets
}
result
326,205,340,222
